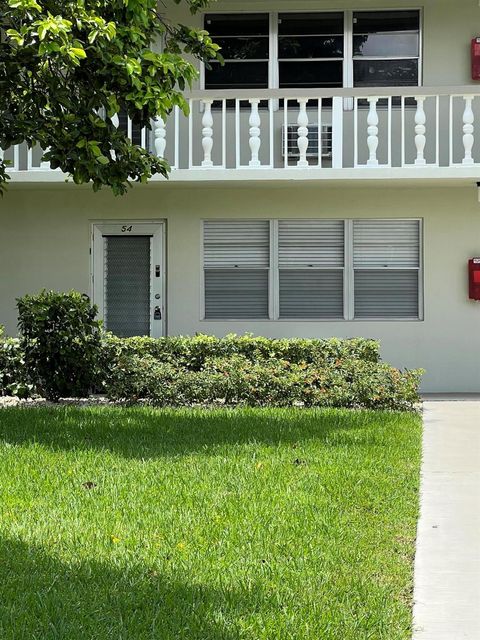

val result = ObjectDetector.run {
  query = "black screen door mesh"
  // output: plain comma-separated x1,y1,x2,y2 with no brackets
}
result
104,235,151,337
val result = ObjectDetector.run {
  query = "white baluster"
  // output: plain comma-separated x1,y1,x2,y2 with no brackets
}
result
296,98,309,168
153,116,167,159
414,97,427,166
331,97,344,169
111,113,119,160
248,99,261,167
462,96,475,166
0,147,4,162
366,97,379,167
201,99,214,167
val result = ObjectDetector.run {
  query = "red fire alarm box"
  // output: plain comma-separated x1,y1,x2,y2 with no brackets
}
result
469,258,480,300
472,38,480,80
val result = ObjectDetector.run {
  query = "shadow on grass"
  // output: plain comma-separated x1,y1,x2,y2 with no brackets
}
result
0,406,390,460
0,536,259,639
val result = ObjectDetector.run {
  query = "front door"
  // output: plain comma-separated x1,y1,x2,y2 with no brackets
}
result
92,222,165,337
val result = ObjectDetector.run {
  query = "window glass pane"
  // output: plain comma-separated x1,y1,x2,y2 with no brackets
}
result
352,10,420,87
354,33,419,57
279,61,343,88
204,13,269,91
205,14,269,37
206,61,269,89
353,10,420,34
214,37,269,60
354,59,418,87
279,36,344,59
118,111,143,146
279,13,343,36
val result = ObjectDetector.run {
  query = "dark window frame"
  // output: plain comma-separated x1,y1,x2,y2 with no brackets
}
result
202,9,422,93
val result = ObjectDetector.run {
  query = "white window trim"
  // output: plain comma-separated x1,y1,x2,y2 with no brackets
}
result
201,218,424,323
201,8,423,93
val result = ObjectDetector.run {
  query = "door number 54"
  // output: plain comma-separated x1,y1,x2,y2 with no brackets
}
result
121,225,133,233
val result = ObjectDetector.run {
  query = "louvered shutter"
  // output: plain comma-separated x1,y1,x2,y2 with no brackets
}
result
204,221,270,319
104,236,151,337
278,220,344,318
353,219,420,318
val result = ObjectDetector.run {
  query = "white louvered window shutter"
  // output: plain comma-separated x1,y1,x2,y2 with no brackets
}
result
278,220,344,319
353,219,421,319
204,220,270,319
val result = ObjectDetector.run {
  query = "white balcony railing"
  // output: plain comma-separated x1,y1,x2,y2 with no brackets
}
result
5,86,480,181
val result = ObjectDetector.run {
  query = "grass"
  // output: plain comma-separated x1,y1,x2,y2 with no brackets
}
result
0,406,421,640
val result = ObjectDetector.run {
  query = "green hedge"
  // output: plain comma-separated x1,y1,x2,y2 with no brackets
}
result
104,349,422,411
0,328,31,398
101,333,381,371
17,291,102,401
1,290,422,410
1,327,422,410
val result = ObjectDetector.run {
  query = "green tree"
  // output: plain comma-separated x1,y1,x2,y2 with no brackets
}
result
0,0,220,194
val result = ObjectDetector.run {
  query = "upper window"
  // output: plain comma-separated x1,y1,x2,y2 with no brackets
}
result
278,13,344,89
204,14,269,90
353,11,420,87
204,10,421,91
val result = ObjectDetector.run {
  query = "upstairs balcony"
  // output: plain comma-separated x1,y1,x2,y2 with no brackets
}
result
5,86,480,186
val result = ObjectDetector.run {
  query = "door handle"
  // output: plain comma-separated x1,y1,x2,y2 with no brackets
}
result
154,306,162,320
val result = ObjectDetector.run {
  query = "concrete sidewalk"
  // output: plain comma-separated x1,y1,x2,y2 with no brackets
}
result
413,397,480,640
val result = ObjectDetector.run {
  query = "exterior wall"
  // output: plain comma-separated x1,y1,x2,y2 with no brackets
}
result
166,0,480,88
150,0,480,171
6,1,480,172
1,183,479,393
2,1,480,394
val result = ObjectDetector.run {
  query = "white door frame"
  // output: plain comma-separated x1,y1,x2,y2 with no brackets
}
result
91,220,166,337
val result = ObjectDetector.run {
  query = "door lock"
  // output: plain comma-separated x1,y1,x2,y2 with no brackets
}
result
154,306,162,320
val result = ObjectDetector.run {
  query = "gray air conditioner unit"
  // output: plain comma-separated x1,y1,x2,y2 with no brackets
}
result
282,124,332,159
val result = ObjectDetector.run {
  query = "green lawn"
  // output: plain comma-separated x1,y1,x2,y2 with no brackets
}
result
0,407,421,640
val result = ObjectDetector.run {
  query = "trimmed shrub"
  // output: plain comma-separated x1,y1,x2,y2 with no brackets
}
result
202,355,422,410
0,326,31,398
2,298,422,410
103,353,182,405
17,291,102,401
101,333,381,372
103,350,423,411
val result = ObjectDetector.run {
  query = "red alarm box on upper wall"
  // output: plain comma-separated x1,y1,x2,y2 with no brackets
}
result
472,38,480,80
468,258,480,300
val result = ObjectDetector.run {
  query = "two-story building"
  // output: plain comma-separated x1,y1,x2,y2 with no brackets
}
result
1,0,480,392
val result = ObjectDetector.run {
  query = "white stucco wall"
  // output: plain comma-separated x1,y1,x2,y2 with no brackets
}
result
165,0,480,88
146,0,480,170
0,183,479,393
1,1,480,392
